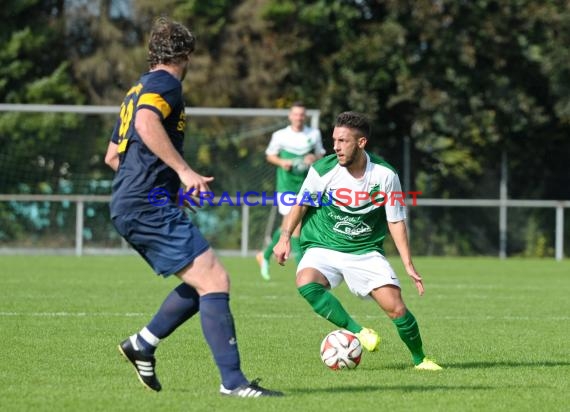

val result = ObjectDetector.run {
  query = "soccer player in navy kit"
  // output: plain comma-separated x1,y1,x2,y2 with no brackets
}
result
105,17,282,397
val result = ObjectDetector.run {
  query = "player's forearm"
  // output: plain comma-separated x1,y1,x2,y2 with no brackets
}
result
266,154,286,168
388,220,414,267
107,158,119,172
104,142,119,172
136,112,190,175
281,205,308,239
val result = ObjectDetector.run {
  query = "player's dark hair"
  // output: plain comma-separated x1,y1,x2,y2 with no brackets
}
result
148,17,195,68
291,101,305,109
335,111,371,139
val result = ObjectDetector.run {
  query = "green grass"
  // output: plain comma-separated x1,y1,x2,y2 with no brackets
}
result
1,256,569,412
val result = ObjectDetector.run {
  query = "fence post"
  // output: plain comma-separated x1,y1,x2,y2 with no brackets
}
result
499,151,508,259
555,204,564,261
75,200,84,256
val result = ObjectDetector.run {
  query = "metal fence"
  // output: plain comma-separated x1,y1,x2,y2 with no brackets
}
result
0,194,566,260
0,104,566,260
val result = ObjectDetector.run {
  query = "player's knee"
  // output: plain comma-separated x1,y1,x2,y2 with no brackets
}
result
176,254,230,294
207,264,230,291
386,305,407,319
295,269,327,288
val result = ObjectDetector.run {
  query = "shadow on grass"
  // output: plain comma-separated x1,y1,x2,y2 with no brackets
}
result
364,360,570,371
290,384,494,395
442,361,570,369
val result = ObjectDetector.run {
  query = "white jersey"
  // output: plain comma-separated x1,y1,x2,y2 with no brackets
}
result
266,125,325,193
296,152,406,254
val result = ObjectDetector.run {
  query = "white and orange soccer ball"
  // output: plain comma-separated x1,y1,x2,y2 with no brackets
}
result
320,330,362,370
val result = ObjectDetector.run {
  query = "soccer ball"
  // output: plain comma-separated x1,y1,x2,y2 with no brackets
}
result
320,330,362,370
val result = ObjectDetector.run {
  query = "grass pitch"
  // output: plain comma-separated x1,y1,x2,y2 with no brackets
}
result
0,256,568,412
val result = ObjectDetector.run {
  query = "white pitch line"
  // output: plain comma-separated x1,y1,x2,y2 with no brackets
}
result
0,311,146,317
0,312,567,320
359,314,570,321
0,311,299,319
440,315,570,320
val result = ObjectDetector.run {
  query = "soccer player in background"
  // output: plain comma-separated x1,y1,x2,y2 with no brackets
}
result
256,102,325,280
105,17,283,397
273,111,442,371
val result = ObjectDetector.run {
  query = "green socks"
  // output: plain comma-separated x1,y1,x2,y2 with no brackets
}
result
263,229,281,260
263,229,303,264
392,310,425,365
299,283,426,365
299,285,427,365
298,282,362,333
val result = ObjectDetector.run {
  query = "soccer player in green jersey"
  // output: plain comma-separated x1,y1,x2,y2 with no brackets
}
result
256,102,325,280
273,111,442,371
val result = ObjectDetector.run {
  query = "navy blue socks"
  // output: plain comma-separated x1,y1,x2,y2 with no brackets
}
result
133,287,247,390
199,292,248,389
136,283,200,355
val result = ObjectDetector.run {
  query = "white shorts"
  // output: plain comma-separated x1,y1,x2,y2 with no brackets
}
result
297,247,400,298
277,192,296,216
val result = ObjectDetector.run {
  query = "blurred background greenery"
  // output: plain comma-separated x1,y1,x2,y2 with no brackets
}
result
0,0,568,256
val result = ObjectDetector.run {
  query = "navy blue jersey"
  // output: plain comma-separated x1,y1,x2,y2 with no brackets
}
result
110,70,187,218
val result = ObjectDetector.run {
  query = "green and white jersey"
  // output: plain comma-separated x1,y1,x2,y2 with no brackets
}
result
266,125,325,193
297,152,406,255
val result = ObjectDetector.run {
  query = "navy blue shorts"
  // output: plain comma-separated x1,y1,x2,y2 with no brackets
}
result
112,207,210,276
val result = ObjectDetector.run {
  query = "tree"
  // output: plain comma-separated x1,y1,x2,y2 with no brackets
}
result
2,0,568,254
